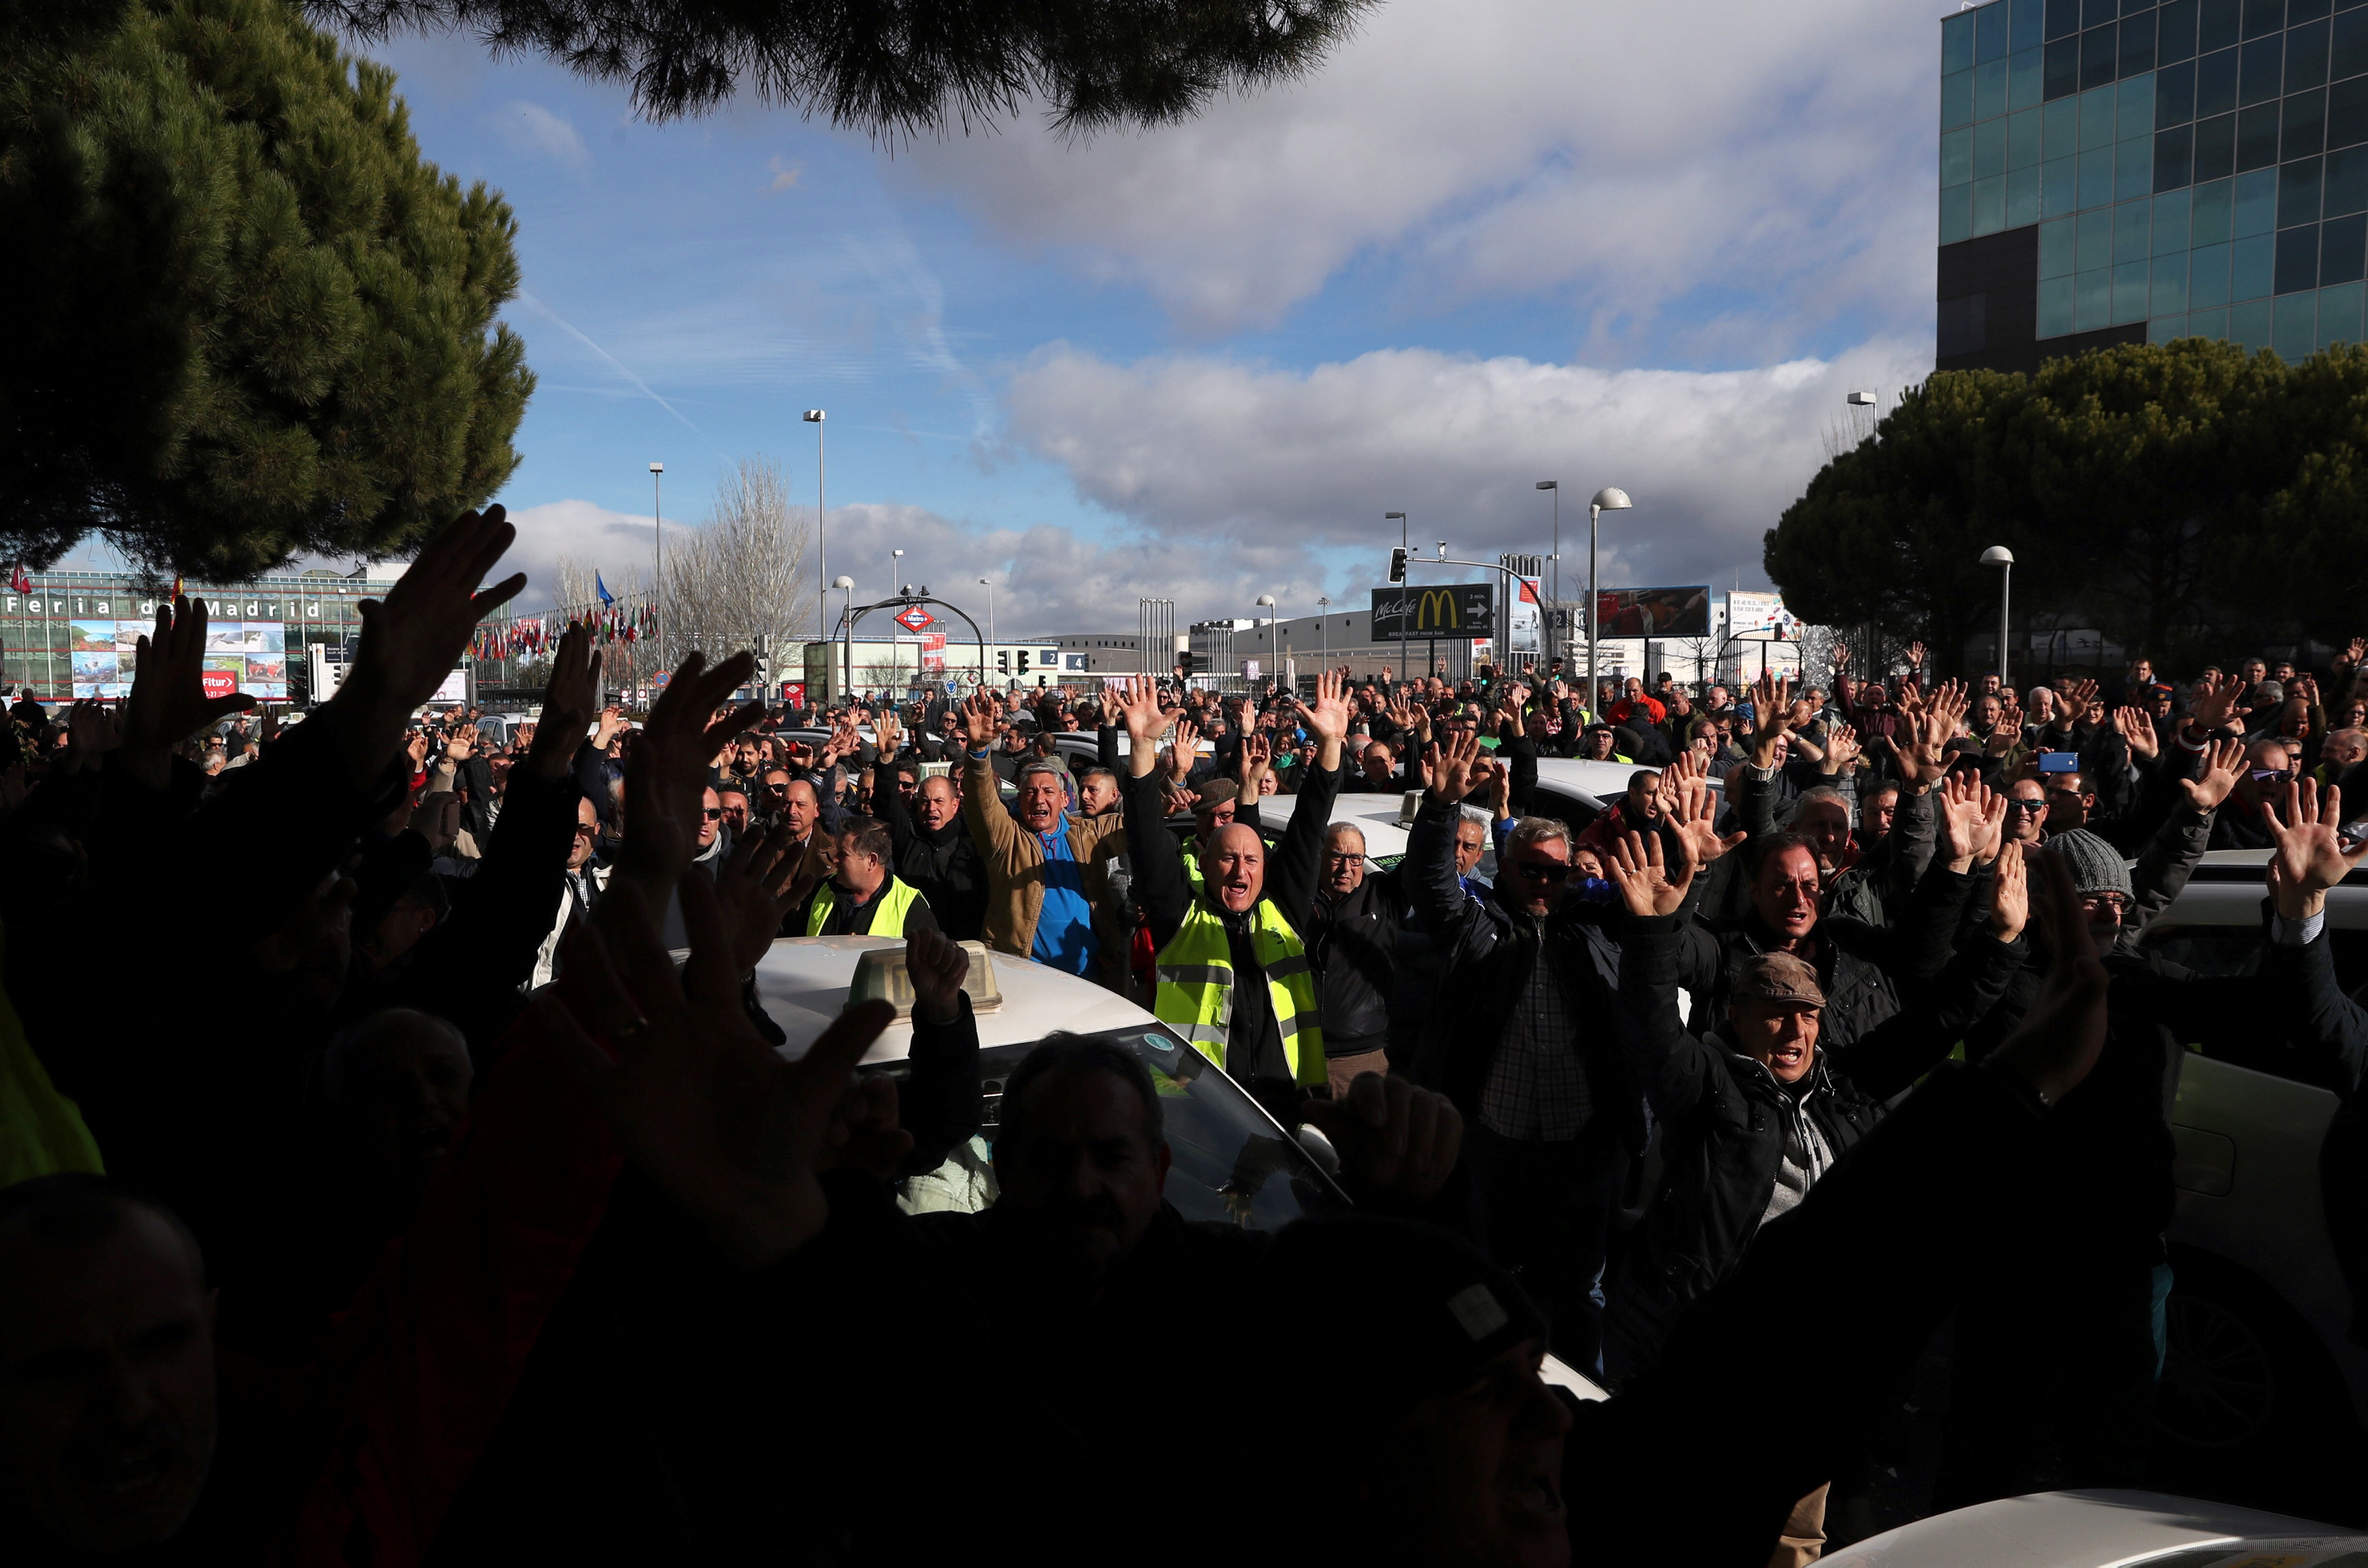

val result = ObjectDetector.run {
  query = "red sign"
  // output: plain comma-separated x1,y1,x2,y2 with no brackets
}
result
200,670,240,699
780,682,805,708
893,605,936,633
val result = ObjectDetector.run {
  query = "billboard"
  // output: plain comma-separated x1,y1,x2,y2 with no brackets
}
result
1370,583,1497,642
1725,590,1790,637
72,618,290,701
1593,586,1711,639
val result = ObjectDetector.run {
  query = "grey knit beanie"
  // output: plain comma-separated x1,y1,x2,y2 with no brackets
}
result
2046,827,2133,900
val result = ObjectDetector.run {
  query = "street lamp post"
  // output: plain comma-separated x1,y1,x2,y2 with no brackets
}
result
889,548,904,697
978,577,997,689
1317,595,1330,668
804,410,826,645
1536,482,1559,666
1386,511,1407,683
648,461,664,700
1982,545,2015,687
1587,488,1633,712
1255,594,1277,692
834,575,855,702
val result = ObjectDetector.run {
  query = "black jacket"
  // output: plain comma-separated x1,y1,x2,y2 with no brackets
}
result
887,804,988,942
1403,793,1644,1153
1603,910,2027,1381
1306,868,1412,1056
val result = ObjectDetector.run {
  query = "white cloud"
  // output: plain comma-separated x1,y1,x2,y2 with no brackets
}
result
892,0,1936,345
1003,336,1936,601
481,496,1327,637
494,100,591,175
496,498,672,609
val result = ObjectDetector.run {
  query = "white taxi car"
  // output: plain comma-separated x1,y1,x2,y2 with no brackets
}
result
2127,849,2368,1473
1825,1489,2358,1566
748,934,1608,1399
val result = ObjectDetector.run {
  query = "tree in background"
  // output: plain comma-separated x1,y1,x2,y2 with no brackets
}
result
664,457,817,656
309,0,1377,133
1767,340,2368,675
1764,368,2030,680
0,0,534,579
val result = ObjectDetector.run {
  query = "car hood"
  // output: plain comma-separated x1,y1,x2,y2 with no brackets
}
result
1823,1490,2356,1566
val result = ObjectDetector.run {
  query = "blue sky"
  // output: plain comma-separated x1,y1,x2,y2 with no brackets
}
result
332,0,1949,635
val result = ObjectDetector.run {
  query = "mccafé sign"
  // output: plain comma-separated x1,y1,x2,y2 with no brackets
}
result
1369,583,1497,643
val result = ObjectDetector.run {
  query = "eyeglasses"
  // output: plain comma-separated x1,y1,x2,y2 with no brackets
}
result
702,807,724,819
2079,892,2131,916
1321,852,1363,865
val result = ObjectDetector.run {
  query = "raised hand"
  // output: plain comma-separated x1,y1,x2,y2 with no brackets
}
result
2264,781,2368,919
1606,827,1695,919
1297,1074,1463,1205
906,927,970,1026
2183,673,2248,739
1427,728,1484,803
119,596,257,789
1821,722,1861,775
958,691,999,750
1993,848,2112,1106
2178,737,2248,812
2113,705,2158,760
1293,670,1352,769
712,816,806,972
614,651,761,900
343,507,526,720
541,875,896,1269
1936,773,2003,871
1111,675,1174,777
1989,829,2029,943
1238,733,1273,793
525,623,601,780
444,729,476,763
1165,720,1201,783
1664,764,1747,868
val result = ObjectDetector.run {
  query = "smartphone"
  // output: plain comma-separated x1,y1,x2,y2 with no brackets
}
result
2037,751,2079,774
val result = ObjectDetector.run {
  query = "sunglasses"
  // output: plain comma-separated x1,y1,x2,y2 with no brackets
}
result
2250,768,2296,785
702,807,724,819
2005,799,2046,814
1513,861,1571,883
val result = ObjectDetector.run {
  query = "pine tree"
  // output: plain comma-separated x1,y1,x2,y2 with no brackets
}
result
0,0,534,578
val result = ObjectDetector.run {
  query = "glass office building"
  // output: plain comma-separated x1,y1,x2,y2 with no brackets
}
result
1937,0,2368,371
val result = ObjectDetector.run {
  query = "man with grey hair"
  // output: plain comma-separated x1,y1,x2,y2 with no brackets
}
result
957,691,1126,974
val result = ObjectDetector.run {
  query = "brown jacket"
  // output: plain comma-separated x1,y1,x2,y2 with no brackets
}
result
963,755,1127,959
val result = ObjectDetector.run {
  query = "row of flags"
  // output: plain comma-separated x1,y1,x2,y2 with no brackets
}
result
469,596,656,662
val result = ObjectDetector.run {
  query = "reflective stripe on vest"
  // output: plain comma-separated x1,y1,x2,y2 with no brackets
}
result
806,875,920,938
1152,898,1325,1087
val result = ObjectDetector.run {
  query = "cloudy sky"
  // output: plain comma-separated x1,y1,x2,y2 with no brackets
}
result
341,0,1945,635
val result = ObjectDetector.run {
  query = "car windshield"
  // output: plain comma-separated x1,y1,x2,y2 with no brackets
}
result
870,1023,1348,1230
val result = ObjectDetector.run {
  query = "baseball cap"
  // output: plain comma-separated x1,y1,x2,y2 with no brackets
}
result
1733,951,1825,1010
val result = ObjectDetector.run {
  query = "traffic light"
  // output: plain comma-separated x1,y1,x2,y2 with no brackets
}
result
750,633,771,689
1016,649,1031,674
1389,547,1407,583
997,649,1010,674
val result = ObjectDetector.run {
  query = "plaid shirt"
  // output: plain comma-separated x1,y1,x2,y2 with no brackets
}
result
1477,915,1593,1141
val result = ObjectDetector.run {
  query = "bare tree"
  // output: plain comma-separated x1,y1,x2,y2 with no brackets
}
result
662,457,816,659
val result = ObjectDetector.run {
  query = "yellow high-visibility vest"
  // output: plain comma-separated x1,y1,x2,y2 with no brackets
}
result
1153,897,1325,1088
806,875,921,938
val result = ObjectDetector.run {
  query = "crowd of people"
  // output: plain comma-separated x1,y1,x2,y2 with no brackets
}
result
1,504,2365,1566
